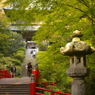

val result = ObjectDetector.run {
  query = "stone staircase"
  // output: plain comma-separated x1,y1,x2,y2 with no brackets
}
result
0,48,36,95
21,48,36,77
0,84,30,95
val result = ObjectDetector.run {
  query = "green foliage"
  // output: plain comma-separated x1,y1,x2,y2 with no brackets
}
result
0,20,25,77
85,54,95,95
3,0,95,94
13,48,25,62
16,66,22,77
12,59,21,66
0,53,4,57
0,57,15,70
36,51,71,93
0,21,25,56
32,0,95,94
37,42,48,51
0,22,10,55
7,32,25,55
18,47,25,51
0,56,22,68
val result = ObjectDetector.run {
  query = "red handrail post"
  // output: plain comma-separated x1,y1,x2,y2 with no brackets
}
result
3,70,8,78
50,92,54,95
30,82,36,95
30,74,36,95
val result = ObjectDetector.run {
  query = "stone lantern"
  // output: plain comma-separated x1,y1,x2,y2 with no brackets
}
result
60,30,95,95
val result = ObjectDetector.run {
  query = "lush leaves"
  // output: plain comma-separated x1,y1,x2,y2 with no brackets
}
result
0,20,25,76
3,0,95,94
13,48,25,62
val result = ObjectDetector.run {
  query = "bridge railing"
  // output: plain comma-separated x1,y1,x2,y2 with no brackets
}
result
0,69,12,78
36,87,71,95
30,82,71,95
31,69,71,95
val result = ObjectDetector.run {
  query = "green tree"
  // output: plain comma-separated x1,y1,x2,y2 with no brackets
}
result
3,0,95,94
0,21,10,55
7,31,25,55
0,20,25,76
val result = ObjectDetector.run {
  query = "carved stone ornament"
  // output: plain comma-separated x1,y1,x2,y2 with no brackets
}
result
60,30,95,56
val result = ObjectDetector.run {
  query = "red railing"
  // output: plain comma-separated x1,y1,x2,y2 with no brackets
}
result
42,82,55,88
30,82,71,95
0,69,12,79
31,68,71,95
36,87,71,95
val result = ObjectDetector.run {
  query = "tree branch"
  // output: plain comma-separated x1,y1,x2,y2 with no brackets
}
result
77,0,90,8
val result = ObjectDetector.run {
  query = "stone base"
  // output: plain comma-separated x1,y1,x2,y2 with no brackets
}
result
66,67,89,78
72,79,87,95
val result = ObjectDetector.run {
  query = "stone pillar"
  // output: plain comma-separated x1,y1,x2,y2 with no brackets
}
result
67,56,89,95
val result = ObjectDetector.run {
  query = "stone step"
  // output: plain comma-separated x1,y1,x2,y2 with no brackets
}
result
0,84,30,95
0,91,30,94
0,89,30,91
0,84,29,87
0,93,30,95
